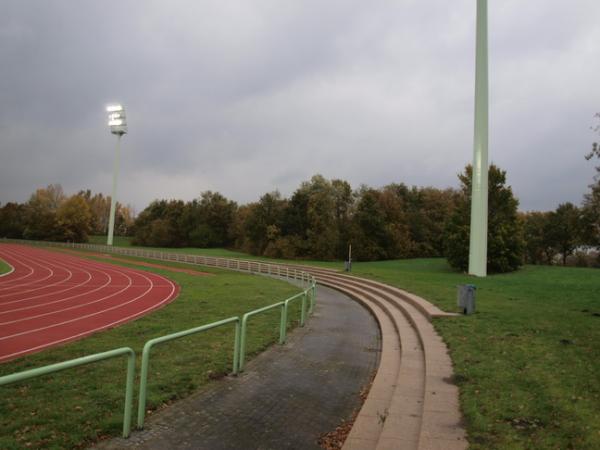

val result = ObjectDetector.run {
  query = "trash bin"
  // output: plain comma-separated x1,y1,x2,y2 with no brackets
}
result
457,284,476,315
344,260,352,272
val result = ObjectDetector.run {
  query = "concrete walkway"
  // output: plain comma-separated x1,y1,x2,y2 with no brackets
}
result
94,285,380,450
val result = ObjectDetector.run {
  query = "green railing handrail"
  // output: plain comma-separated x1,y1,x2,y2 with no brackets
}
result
309,283,317,314
285,291,308,329
239,301,285,372
0,347,136,438
137,316,241,429
238,277,315,372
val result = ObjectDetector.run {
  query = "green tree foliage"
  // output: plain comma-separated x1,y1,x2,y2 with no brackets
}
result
275,176,353,259
132,200,186,247
242,192,286,255
444,164,524,273
350,187,389,261
545,203,582,265
381,184,457,258
521,211,555,264
0,203,27,238
304,176,338,259
183,192,238,247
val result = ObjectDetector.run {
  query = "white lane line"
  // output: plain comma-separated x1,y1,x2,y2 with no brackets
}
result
0,246,58,291
0,246,179,361
0,255,77,306
0,248,69,299
0,269,146,341
0,269,110,317
0,280,177,362
0,249,39,289
0,257,95,309
0,270,126,326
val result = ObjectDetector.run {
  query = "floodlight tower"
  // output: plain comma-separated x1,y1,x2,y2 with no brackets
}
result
468,0,489,277
106,104,128,246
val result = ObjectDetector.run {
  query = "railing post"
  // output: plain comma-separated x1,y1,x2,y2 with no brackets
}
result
278,303,286,344
123,349,136,436
233,319,241,375
137,345,152,429
281,302,288,344
300,292,307,327
239,315,249,372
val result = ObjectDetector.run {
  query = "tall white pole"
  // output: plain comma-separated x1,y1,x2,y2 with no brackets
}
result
468,0,489,277
107,134,122,246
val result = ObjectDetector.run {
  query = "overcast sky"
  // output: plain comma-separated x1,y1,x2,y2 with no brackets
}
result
1,1,599,213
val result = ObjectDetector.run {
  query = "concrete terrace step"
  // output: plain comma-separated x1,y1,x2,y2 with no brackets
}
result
299,267,467,450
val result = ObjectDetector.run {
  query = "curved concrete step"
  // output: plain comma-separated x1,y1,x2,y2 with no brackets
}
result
297,268,467,450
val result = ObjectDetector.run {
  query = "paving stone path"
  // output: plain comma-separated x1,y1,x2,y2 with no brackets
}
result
93,285,380,450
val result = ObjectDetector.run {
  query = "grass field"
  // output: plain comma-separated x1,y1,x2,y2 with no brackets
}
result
94,241,600,449
0,257,11,275
21,238,600,448
0,253,302,449
88,235,133,247
349,259,600,450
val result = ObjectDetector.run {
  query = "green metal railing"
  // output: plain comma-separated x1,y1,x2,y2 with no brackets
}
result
239,302,285,372
0,347,136,438
238,288,312,372
136,316,241,429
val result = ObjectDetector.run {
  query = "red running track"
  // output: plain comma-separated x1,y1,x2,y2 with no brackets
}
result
0,244,179,363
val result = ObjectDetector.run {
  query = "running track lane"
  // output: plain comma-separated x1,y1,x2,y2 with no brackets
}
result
0,244,179,363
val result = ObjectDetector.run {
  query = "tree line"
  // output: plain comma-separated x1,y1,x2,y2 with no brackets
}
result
2,131,599,272
0,185,134,243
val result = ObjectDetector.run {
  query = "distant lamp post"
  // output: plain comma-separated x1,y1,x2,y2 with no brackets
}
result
106,104,128,246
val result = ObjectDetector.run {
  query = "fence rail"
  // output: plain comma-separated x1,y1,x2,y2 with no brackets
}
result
0,347,136,438
1,238,315,287
137,316,241,429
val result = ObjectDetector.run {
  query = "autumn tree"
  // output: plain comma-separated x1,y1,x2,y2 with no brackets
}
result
56,195,93,242
22,184,66,240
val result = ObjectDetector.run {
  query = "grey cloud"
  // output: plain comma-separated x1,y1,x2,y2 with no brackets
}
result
1,0,599,213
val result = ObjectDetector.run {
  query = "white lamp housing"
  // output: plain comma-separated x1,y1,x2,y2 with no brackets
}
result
106,104,128,135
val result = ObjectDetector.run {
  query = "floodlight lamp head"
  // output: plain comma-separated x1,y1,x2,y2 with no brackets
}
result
106,104,128,135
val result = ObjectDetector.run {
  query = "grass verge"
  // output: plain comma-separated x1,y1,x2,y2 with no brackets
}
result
348,259,600,450
0,254,303,449
0,257,11,275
